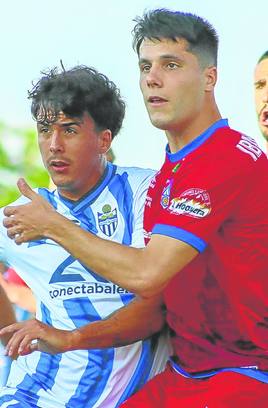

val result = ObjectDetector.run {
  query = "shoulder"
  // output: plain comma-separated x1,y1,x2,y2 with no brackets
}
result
214,127,264,160
206,127,267,175
115,165,156,178
114,165,156,188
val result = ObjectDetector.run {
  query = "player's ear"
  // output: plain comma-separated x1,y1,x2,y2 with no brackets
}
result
98,129,112,154
204,66,217,91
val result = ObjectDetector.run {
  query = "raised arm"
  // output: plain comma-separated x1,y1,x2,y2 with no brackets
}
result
3,179,198,298
0,294,166,357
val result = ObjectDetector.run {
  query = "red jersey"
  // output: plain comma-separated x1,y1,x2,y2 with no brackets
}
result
144,119,268,372
5,267,27,286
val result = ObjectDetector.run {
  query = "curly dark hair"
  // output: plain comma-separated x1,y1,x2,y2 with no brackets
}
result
28,65,126,139
132,9,218,68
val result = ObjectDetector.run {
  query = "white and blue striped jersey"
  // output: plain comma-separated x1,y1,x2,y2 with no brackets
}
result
0,163,170,408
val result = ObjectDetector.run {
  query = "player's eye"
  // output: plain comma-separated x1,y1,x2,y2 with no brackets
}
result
39,126,50,133
255,80,266,90
166,62,179,70
65,127,77,134
140,64,151,73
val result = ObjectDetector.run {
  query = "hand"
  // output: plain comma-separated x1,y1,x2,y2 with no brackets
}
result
3,178,56,244
0,319,75,357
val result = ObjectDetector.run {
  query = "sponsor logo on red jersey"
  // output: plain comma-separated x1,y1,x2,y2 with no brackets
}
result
168,188,211,218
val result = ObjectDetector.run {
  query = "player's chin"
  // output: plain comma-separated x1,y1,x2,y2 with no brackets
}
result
149,115,170,130
50,175,71,189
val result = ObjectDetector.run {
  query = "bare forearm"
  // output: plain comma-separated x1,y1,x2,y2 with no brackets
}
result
0,286,16,345
69,296,166,351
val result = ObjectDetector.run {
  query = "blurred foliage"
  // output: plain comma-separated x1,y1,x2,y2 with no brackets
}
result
0,121,50,207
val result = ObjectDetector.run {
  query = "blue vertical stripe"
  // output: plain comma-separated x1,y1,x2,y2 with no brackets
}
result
108,172,137,306
2,303,62,407
63,298,114,407
108,172,134,245
115,339,155,407
80,207,98,233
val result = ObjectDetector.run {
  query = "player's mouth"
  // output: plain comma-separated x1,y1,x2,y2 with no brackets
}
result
147,96,168,107
48,159,70,172
260,110,268,127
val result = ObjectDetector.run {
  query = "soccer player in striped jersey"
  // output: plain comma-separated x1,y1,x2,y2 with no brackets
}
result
0,65,169,407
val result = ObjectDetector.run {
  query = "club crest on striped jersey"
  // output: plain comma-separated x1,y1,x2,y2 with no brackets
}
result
161,179,173,209
98,204,118,237
168,188,211,218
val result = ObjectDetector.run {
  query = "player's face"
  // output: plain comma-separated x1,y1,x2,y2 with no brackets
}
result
139,38,213,137
37,112,111,200
254,58,268,141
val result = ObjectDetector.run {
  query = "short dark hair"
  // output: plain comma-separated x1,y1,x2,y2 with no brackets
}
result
28,65,125,139
257,50,268,64
132,9,218,67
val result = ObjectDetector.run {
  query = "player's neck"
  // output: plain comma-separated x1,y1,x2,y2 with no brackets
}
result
166,106,221,153
58,158,107,202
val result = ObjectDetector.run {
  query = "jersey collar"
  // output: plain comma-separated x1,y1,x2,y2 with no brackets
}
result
166,118,229,163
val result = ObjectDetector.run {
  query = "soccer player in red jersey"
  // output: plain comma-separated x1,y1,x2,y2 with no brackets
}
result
2,9,268,407
254,50,268,152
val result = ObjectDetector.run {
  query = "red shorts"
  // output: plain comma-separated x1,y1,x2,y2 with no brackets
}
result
121,364,268,407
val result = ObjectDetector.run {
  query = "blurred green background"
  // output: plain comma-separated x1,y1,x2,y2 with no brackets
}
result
0,122,50,207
